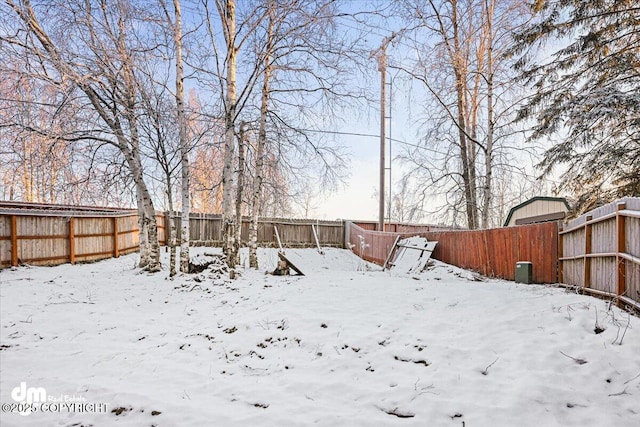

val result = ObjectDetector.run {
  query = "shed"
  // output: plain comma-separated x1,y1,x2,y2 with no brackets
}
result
503,196,570,227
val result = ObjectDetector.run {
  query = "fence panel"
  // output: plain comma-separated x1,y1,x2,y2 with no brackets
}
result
16,215,70,265
560,197,640,308
0,215,10,266
562,226,585,286
74,217,114,262
117,215,141,254
419,223,558,283
347,222,397,264
627,216,640,303
0,208,160,267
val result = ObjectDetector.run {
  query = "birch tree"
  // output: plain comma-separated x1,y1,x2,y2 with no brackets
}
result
159,0,191,273
3,0,163,270
200,0,268,268
248,0,275,269
217,0,239,267
244,0,360,266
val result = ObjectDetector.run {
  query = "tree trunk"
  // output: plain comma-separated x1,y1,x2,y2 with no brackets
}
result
136,190,151,269
222,0,238,268
126,91,161,271
166,171,177,277
124,130,161,272
168,212,177,277
131,154,161,272
173,0,190,273
482,0,495,229
235,121,247,265
451,0,477,229
8,0,162,270
249,4,274,269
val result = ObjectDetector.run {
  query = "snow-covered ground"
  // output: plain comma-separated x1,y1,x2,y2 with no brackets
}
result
1,247,639,427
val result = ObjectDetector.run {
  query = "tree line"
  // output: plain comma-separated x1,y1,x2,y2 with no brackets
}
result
1,0,363,273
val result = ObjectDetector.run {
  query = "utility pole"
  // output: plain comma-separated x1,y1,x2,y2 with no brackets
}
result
372,33,395,232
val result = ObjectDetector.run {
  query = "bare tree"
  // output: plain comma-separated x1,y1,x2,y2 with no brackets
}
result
199,0,269,268
390,176,424,224
137,78,181,276
248,0,275,269
159,0,191,273
4,0,163,270
219,0,239,267
393,0,531,229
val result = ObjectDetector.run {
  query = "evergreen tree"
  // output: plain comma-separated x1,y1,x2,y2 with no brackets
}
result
512,0,640,212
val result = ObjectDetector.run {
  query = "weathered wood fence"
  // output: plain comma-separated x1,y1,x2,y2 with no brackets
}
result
170,213,344,248
348,221,559,283
0,203,343,267
559,198,640,310
0,203,166,267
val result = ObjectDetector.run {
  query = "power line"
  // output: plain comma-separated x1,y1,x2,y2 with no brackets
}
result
296,127,449,157
295,127,562,185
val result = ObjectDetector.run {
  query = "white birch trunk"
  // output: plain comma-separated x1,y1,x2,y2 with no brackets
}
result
222,0,238,268
129,147,161,272
136,190,151,268
235,121,246,264
173,0,190,273
249,5,274,269
168,212,177,277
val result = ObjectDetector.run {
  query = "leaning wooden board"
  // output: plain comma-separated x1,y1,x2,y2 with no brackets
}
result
278,251,305,276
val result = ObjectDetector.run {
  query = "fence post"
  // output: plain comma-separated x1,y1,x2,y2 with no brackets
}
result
584,215,592,288
343,221,350,249
558,225,564,283
10,215,18,267
616,202,626,297
69,217,75,264
164,211,170,246
113,216,119,258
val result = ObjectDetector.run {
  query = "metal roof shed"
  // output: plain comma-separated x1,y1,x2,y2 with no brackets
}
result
503,196,570,227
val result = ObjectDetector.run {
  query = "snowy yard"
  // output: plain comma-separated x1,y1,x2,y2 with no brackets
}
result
1,248,639,427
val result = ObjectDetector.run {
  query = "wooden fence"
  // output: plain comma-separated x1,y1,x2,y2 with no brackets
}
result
0,203,343,267
559,198,640,309
171,213,345,248
4,200,637,305
421,223,559,283
350,221,456,233
0,205,166,267
347,221,559,283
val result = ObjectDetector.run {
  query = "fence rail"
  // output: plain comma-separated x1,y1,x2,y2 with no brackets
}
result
559,197,640,309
